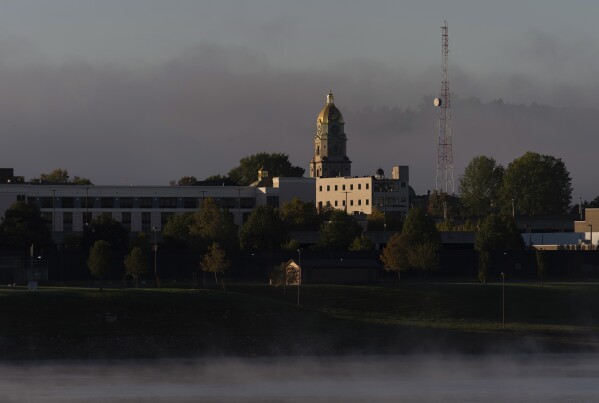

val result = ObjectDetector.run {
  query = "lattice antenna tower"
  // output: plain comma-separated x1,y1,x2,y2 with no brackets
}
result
433,21,454,194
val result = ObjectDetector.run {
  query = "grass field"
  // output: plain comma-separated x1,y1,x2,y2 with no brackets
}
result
1,282,599,359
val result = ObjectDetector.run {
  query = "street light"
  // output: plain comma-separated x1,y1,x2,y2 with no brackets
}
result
501,272,505,329
297,248,301,307
589,224,593,251
152,226,159,287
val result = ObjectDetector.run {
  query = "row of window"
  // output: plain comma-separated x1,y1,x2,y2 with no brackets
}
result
319,183,370,192
319,199,370,208
27,196,256,210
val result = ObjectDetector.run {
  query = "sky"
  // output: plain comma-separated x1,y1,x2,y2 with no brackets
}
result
1,1,599,200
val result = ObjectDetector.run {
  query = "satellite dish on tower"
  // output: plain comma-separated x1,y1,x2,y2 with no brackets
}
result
433,98,442,107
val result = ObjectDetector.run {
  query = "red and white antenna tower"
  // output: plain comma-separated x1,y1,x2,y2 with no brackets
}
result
433,21,454,194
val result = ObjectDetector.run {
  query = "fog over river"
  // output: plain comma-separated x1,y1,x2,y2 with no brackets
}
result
2,354,599,402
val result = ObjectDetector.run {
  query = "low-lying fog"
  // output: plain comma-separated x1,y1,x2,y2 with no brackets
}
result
2,354,598,402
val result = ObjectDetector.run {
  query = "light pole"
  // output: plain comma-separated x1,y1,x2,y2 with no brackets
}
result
297,248,301,307
52,189,56,234
579,196,583,220
589,224,593,250
85,186,89,226
200,190,206,208
342,191,350,213
501,272,505,329
511,198,515,219
152,226,158,287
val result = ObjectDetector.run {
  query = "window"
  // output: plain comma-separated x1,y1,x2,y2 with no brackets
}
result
366,199,369,205
401,197,407,203
120,197,133,208
40,197,53,208
327,185,330,191
219,197,235,209
63,212,73,232
159,197,177,209
240,197,255,208
335,185,338,191
366,183,369,190
42,212,52,228
350,184,354,190
358,184,361,190
17,194,26,202
61,197,75,208
141,212,152,232
139,197,153,208
350,200,354,206
342,185,345,191
319,186,322,192
342,200,346,207
183,197,197,209
401,182,406,188
334,200,338,207
100,197,114,208
358,199,362,206
121,212,131,230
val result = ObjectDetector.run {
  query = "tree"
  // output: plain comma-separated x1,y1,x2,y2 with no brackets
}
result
349,234,374,251
366,208,386,231
0,202,52,251
317,210,362,250
36,168,93,185
240,206,287,251
459,156,504,217
500,151,572,215
200,242,231,283
536,250,548,286
280,198,319,230
380,233,409,280
401,206,440,247
227,153,305,186
408,241,440,281
39,168,70,183
162,212,194,249
474,214,524,252
478,250,490,284
82,215,129,250
427,190,459,219
171,176,197,186
88,240,112,288
124,246,148,287
189,198,238,252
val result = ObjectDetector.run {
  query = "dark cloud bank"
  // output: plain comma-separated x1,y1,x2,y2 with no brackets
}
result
0,42,597,199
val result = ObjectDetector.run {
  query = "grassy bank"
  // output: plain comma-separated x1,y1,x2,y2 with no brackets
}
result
1,282,599,359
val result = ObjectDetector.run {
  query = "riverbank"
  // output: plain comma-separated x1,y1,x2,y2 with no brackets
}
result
2,283,598,360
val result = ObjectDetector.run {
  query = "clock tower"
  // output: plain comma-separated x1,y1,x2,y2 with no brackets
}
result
309,91,352,178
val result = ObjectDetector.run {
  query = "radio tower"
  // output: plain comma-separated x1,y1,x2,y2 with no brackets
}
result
433,21,454,194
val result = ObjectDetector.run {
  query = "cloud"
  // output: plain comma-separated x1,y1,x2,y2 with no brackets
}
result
0,40,596,199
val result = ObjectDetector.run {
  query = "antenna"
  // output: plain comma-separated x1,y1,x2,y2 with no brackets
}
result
434,21,454,194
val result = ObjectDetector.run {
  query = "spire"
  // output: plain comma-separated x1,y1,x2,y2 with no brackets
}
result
326,90,334,105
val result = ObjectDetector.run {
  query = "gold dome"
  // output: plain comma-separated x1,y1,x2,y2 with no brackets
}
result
317,91,344,124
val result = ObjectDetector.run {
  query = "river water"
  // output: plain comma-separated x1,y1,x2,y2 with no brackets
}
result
2,354,599,402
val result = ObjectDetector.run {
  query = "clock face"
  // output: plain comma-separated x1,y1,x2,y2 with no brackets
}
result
331,125,340,135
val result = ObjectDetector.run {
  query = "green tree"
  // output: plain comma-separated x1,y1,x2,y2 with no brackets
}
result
474,214,524,252
39,168,70,183
189,198,238,252
536,249,548,286
227,152,305,186
82,214,129,250
0,202,52,251
349,234,374,251
239,206,287,250
71,176,93,185
367,208,385,231
124,246,148,287
380,233,409,280
280,197,319,230
401,206,440,247
171,176,197,186
200,242,231,283
478,250,490,284
500,151,572,215
459,156,504,217
162,212,194,249
408,241,440,281
317,210,363,250
427,190,459,219
87,240,112,288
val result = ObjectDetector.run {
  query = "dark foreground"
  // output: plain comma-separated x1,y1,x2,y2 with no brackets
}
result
1,283,599,360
